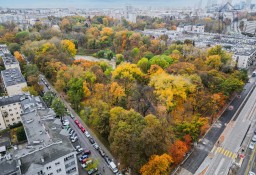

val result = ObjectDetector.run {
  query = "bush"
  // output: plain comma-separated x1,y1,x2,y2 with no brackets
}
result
16,127,27,142
9,122,22,129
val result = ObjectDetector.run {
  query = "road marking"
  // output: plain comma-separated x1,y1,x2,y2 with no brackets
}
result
214,158,225,175
232,154,237,159
224,150,229,156
220,148,225,154
211,146,217,153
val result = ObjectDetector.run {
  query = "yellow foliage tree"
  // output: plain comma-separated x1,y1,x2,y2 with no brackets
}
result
206,55,222,70
61,40,77,57
149,72,195,110
109,82,126,104
140,154,173,175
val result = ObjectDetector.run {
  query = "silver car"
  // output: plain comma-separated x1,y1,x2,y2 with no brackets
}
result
249,142,255,150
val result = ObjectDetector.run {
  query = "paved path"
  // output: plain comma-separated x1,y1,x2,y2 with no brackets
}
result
75,55,116,69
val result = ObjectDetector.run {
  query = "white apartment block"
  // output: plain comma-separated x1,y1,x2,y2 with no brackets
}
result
0,45,21,71
1,68,27,96
233,49,256,69
177,24,205,33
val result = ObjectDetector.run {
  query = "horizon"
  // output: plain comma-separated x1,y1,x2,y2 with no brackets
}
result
0,0,250,9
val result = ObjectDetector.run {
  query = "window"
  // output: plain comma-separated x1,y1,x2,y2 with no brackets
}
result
12,118,14,121
64,154,74,162
17,117,20,119
55,162,60,166
10,114,13,116
56,168,61,173
6,120,9,122
9,109,12,111
46,166,51,170
48,173,53,175
14,108,17,110
16,112,19,114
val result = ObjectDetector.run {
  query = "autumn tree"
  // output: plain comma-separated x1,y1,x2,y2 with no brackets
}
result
140,154,173,175
169,140,188,165
61,39,77,57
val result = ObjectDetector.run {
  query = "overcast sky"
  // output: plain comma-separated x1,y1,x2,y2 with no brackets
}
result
0,0,252,8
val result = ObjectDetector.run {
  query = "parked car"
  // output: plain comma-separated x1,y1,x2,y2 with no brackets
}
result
252,135,256,142
75,145,81,150
74,119,79,125
83,149,91,155
63,120,69,126
71,137,78,143
81,158,90,164
88,168,98,175
249,171,256,175
249,142,255,150
70,113,75,119
70,135,77,140
89,137,95,144
85,131,91,138
80,127,86,133
104,156,112,165
79,154,89,162
98,148,105,157
78,123,82,129
76,148,83,155
81,163,86,168
93,143,99,150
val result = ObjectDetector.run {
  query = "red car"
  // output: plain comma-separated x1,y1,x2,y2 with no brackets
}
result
78,123,82,129
81,127,85,133
74,120,79,125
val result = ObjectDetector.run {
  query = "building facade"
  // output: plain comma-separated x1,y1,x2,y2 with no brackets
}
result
1,68,27,96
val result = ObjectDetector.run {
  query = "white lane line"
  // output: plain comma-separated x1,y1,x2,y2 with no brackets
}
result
214,158,225,175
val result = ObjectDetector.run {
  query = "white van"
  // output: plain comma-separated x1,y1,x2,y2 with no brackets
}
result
109,162,118,173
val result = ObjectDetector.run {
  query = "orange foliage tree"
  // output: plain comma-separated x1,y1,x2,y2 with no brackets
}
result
169,140,188,165
140,154,173,175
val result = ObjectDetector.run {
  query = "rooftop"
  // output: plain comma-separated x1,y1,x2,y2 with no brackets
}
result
1,54,19,67
1,68,26,87
11,95,75,174
0,158,20,175
0,94,23,106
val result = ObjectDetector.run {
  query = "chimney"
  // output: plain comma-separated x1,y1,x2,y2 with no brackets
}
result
41,156,44,163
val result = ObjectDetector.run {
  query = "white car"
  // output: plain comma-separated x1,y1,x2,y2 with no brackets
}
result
63,121,69,126
252,135,256,142
249,171,256,175
93,143,99,150
85,131,91,138
249,142,255,150
71,137,78,143
75,145,81,150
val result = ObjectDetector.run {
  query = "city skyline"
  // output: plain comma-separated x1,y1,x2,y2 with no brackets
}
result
0,0,253,9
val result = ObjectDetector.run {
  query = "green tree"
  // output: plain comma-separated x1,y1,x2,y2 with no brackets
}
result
51,98,66,121
67,78,84,110
42,91,55,107
16,126,27,142
137,57,150,73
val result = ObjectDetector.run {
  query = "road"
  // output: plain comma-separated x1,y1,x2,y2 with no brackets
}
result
39,74,116,175
198,80,256,175
178,77,256,175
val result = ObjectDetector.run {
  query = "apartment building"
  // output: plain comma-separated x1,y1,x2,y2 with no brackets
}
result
0,94,78,175
1,68,27,96
0,44,20,71
0,95,23,129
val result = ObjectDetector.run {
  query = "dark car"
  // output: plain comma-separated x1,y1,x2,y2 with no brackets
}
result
79,154,89,162
98,148,105,157
88,168,98,175
83,149,91,155
89,137,95,144
104,156,112,165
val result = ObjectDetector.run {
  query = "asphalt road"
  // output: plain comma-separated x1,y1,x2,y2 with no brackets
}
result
180,78,256,174
39,74,116,175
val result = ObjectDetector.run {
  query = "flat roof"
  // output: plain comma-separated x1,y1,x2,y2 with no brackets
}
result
16,95,75,174
0,159,20,175
2,54,19,66
1,68,26,87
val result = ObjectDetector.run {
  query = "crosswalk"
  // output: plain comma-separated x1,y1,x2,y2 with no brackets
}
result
211,146,237,160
